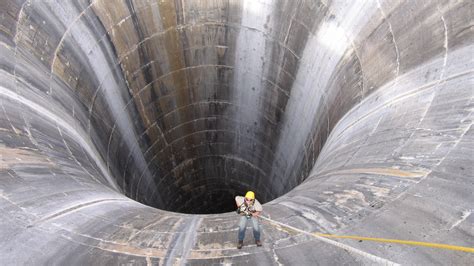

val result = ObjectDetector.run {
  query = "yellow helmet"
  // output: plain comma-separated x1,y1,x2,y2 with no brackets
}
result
245,191,255,200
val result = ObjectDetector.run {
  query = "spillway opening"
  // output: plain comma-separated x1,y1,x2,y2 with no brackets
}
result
6,0,361,215
92,0,341,215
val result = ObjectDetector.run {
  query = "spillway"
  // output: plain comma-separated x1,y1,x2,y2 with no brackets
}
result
1,0,473,264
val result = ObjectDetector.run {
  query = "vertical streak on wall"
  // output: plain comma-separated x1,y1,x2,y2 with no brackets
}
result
157,0,187,117
268,1,377,195
59,1,164,206
232,0,273,189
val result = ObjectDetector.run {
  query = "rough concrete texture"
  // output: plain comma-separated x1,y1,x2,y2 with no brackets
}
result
0,0,473,264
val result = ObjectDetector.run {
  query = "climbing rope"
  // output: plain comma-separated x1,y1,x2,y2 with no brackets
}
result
259,216,400,265
259,215,474,254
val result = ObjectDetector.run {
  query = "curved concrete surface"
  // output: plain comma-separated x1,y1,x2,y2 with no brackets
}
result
1,0,473,264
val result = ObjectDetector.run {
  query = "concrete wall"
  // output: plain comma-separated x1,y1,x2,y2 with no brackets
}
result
0,0,472,264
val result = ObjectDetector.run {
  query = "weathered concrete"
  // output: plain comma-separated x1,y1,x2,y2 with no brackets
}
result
0,0,473,264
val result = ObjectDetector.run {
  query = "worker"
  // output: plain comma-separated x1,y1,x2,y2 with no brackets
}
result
235,191,263,249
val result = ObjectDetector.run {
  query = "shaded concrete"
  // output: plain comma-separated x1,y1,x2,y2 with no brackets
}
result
0,0,473,264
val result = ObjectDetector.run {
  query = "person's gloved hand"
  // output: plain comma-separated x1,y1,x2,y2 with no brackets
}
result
237,205,248,216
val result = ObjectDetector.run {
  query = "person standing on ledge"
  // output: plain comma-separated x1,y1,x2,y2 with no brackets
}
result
235,191,263,249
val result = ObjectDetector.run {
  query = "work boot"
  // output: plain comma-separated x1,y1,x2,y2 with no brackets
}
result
256,240,262,247
237,240,243,249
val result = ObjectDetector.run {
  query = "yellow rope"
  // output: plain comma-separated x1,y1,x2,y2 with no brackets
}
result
260,216,474,253
315,233,474,253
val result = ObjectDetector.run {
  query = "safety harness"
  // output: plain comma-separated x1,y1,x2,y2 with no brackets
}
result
237,201,256,217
